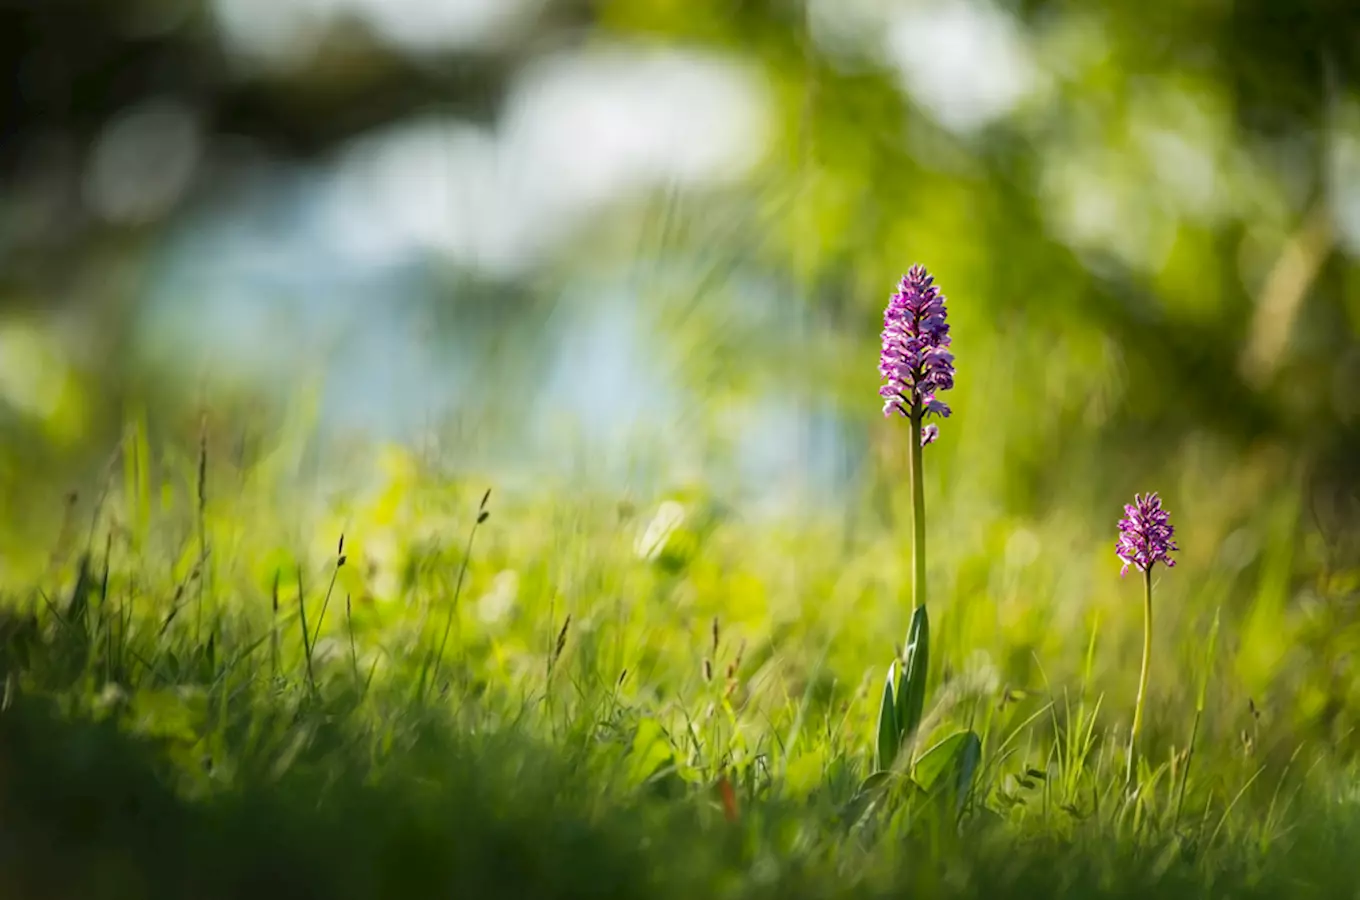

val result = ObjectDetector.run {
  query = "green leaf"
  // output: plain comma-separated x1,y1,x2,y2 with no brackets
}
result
896,605,930,743
876,661,899,771
857,770,893,796
912,729,983,819
954,730,982,816
913,730,969,792
841,771,893,830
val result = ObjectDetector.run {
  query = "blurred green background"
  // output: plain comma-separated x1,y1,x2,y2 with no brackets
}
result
1,0,1359,754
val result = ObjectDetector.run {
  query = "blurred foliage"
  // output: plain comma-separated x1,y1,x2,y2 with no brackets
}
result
2,0,1358,462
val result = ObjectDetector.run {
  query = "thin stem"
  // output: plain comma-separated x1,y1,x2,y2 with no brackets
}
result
1127,567,1153,785
1173,706,1201,831
908,407,927,613
297,568,315,696
429,500,488,695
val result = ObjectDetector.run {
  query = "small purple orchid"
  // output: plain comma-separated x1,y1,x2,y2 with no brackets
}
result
1117,490,1178,784
879,265,954,446
1116,492,1178,577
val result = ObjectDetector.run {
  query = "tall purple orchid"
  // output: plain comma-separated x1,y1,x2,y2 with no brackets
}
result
877,266,955,697
879,265,955,447
1116,492,1178,783
873,265,958,772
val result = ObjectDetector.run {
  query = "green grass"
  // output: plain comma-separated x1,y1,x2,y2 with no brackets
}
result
0,430,1358,900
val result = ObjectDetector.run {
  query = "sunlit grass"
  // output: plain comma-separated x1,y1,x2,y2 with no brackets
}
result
0,420,1355,899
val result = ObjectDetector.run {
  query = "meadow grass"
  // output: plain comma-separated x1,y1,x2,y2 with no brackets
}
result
0,423,1357,900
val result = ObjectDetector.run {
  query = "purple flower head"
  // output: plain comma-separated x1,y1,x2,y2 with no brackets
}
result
1116,492,1179,577
879,265,954,445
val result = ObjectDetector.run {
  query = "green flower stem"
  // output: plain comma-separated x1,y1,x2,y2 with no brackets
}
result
1127,567,1153,784
908,408,927,614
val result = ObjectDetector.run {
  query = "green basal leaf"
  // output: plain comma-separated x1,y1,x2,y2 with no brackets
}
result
841,771,895,831
912,729,984,819
896,605,930,743
857,770,893,797
913,729,969,792
876,660,899,772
